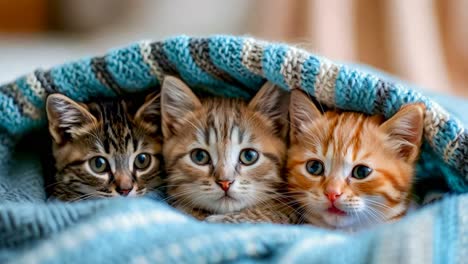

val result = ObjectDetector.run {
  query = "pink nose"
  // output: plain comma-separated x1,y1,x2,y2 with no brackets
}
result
216,180,234,192
325,191,342,203
116,186,133,196
115,176,134,196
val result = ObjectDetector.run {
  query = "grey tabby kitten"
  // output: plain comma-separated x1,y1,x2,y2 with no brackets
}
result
161,76,295,223
46,93,163,201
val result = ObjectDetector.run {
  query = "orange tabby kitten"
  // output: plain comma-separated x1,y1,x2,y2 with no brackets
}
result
288,89,424,230
161,76,292,222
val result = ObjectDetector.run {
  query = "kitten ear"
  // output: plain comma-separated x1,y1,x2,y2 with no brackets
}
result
160,76,202,137
46,93,97,144
289,89,322,143
380,103,425,162
134,92,161,134
248,82,290,137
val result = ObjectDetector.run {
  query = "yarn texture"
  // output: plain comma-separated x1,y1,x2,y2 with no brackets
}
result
0,35,466,263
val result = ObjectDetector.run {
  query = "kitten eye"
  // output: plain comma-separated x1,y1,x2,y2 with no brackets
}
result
306,160,324,176
239,149,259,165
134,153,151,170
89,156,109,173
190,149,211,165
352,165,373,179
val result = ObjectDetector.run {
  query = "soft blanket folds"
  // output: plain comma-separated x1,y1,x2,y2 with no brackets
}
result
0,35,466,263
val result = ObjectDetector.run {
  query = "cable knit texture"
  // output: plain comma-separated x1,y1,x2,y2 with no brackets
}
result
0,35,466,263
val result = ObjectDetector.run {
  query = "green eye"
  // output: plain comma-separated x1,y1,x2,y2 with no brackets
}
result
89,156,109,173
239,149,259,165
306,160,324,176
190,149,211,165
352,165,373,179
134,153,151,170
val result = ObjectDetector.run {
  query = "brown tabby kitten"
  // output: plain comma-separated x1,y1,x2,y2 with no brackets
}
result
288,89,425,230
161,76,292,222
46,93,163,201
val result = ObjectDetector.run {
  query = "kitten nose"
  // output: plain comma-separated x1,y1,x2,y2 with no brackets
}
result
216,180,234,192
115,176,134,196
116,186,133,196
325,191,342,203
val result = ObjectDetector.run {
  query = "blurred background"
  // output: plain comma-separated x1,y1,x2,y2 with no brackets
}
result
0,0,467,98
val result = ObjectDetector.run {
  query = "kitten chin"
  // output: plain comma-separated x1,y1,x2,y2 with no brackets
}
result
46,92,163,201
161,76,289,217
287,89,425,230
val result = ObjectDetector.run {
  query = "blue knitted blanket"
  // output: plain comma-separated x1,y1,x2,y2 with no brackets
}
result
0,36,467,263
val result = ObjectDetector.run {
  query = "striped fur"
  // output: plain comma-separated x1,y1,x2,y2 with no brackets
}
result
46,93,163,201
288,90,425,229
161,76,289,218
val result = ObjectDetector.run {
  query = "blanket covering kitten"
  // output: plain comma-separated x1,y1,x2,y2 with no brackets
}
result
46,93,163,201
288,89,425,230
161,76,294,222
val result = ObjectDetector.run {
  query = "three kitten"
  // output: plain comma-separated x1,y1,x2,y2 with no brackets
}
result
46,76,425,230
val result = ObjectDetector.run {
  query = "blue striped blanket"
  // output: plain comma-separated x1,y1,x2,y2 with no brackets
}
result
0,36,467,263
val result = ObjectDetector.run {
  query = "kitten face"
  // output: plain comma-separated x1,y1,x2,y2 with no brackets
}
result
161,77,288,214
288,90,424,229
46,93,163,201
